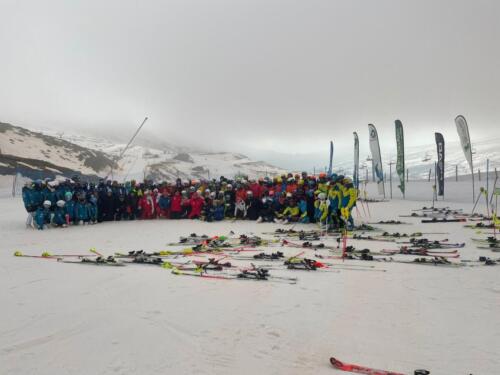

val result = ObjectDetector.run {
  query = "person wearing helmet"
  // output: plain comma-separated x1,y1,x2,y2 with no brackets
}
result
235,185,247,203
314,192,330,226
157,191,171,218
34,200,52,230
63,191,75,225
52,200,67,227
317,174,329,194
203,191,217,222
234,194,247,219
99,188,116,222
249,179,263,199
44,180,59,207
170,190,183,219
127,188,140,220
246,190,260,221
212,192,225,221
31,179,45,211
181,190,191,218
138,189,156,220
114,193,129,221
224,185,236,219
304,188,316,223
188,191,205,219
286,177,297,194
257,193,275,223
298,195,309,223
21,181,37,228
74,191,90,225
275,177,283,193
280,198,300,223
328,179,342,229
340,180,357,230
87,195,98,224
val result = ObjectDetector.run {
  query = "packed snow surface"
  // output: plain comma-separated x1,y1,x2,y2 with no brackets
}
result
1,181,500,374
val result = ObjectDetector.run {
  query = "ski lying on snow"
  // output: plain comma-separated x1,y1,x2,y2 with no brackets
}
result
57,257,126,266
329,357,406,375
477,246,500,251
421,218,466,223
471,237,499,245
171,268,298,284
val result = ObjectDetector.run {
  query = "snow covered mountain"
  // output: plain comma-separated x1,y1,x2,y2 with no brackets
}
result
0,122,117,180
0,122,285,182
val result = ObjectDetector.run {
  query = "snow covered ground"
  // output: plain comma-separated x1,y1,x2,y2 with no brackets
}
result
1,182,500,374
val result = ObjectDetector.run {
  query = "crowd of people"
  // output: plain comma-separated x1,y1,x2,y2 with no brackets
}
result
21,172,358,230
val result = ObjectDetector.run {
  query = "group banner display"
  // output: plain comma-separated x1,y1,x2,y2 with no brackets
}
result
455,115,475,201
395,120,405,196
328,141,333,177
435,132,445,196
353,132,359,189
368,124,385,196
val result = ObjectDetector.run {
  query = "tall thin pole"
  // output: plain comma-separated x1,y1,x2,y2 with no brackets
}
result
12,172,17,197
106,117,148,180
434,161,438,202
388,161,394,199
486,159,490,214
472,163,476,204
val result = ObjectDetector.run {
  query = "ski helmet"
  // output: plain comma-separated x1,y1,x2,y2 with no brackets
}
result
56,200,65,208
43,200,52,208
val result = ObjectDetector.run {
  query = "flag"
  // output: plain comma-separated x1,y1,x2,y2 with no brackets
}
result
328,141,334,176
368,124,385,196
455,115,473,174
353,132,359,189
395,120,405,196
455,115,475,201
435,132,445,196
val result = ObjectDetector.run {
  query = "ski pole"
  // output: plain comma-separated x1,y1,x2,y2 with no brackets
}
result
363,190,371,218
471,187,485,215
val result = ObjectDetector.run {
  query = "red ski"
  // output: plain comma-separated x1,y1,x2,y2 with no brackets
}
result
330,357,405,375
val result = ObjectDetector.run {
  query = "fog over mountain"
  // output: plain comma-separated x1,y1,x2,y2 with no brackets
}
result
1,0,499,169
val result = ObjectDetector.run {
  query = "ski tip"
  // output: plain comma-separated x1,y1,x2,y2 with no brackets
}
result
330,357,342,367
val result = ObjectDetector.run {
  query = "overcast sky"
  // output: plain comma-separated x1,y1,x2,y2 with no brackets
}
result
1,0,499,168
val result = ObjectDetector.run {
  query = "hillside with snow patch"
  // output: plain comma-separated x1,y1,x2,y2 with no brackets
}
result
1,122,285,181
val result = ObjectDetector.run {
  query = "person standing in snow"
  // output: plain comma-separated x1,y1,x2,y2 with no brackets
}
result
34,200,52,230
188,191,205,219
138,190,156,219
52,200,67,227
170,190,183,219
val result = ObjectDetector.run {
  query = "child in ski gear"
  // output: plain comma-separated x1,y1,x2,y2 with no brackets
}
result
74,192,90,224
52,200,67,227
64,191,76,225
188,191,204,219
34,200,52,230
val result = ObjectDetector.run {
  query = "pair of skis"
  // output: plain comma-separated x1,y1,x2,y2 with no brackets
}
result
330,357,430,375
171,266,298,284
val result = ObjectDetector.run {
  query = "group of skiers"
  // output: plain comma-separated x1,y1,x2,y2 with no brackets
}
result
21,172,358,230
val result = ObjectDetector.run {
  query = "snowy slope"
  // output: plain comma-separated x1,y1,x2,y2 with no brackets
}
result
1,182,499,375
0,122,116,179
